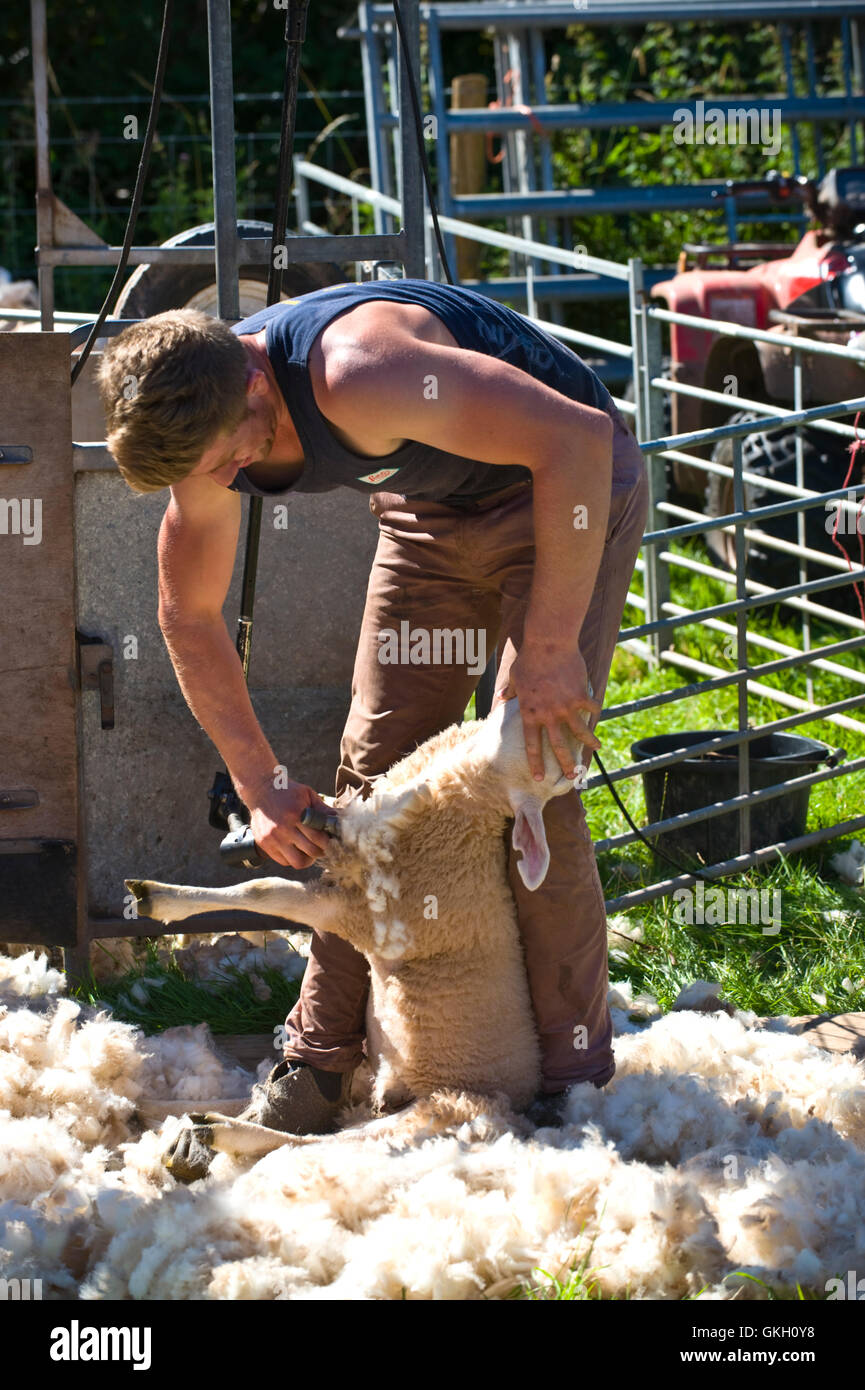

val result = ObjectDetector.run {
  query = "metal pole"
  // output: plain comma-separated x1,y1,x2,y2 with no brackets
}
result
267,0,309,305
397,0,426,278
733,434,751,857
359,3,387,236
30,0,54,331
207,0,240,322
793,358,814,703
207,0,258,682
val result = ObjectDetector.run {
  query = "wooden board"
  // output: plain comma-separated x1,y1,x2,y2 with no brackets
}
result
134,1015,865,1134
134,1033,275,1131
0,335,80,944
136,1097,247,1129
213,1032,278,1072
787,1011,865,1058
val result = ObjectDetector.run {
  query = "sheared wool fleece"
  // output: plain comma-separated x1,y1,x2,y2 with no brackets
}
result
1,950,863,1300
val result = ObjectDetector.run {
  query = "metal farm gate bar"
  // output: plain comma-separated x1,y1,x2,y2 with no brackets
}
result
347,0,865,380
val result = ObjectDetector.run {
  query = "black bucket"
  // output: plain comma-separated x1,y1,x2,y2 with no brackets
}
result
630,731,844,863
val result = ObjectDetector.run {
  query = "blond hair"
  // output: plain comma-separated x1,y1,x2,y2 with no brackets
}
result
96,309,249,492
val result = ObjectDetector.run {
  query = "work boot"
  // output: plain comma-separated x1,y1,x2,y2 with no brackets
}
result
526,1075,610,1130
238,1058,355,1136
163,1060,356,1183
525,1092,567,1129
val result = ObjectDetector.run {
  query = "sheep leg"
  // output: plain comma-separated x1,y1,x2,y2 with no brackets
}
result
170,1093,511,1169
124,876,338,932
163,1111,367,1174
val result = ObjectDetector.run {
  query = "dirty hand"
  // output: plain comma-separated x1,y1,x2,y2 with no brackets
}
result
239,777,334,869
498,639,600,781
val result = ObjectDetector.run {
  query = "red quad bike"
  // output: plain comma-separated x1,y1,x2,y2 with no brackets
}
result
651,167,865,609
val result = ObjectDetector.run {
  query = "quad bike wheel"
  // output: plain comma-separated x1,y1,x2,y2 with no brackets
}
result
114,220,345,320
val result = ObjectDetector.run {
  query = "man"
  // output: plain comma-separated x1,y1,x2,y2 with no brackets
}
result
98,276,648,1132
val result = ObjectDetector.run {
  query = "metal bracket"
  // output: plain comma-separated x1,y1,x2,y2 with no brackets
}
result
0,446,34,466
76,631,115,729
362,260,405,281
0,789,40,810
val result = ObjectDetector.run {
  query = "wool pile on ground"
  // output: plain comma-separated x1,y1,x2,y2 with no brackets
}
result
1,950,863,1301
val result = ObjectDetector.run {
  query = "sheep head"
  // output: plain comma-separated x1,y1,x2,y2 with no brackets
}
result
474,696,588,892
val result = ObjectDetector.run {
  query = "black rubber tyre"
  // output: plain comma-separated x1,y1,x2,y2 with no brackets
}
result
705,408,860,611
621,357,673,437
114,220,345,319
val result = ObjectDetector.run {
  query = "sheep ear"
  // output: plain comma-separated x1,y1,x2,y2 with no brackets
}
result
510,795,550,891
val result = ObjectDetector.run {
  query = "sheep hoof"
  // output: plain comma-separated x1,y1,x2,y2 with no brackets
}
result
124,879,153,918
163,1120,216,1183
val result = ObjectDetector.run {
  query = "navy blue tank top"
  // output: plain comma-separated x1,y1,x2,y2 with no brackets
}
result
228,278,625,506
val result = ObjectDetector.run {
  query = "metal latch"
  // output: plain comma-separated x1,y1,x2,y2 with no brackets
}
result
76,630,115,729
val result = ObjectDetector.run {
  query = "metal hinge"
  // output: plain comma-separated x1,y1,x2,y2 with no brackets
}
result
76,630,115,729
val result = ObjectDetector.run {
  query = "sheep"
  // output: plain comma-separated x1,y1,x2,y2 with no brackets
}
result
125,697,588,1154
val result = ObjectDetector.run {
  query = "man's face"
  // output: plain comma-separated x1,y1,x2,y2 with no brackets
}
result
188,368,278,488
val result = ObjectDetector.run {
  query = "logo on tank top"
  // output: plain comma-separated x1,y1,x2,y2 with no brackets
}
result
357,467,401,485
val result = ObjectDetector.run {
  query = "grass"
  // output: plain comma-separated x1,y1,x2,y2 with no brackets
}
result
508,1224,617,1300
506,1223,832,1301
512,1269,828,1300
73,938,301,1036
592,538,865,1018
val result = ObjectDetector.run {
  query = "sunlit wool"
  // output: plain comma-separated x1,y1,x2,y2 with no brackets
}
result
1,950,863,1300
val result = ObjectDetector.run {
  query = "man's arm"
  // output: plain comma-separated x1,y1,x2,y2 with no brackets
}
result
157,476,330,866
314,333,613,779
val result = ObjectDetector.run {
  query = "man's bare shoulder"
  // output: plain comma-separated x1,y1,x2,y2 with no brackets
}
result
307,299,459,441
314,298,458,369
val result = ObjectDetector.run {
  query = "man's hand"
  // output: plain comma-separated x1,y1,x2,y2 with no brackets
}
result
239,776,334,869
498,640,600,782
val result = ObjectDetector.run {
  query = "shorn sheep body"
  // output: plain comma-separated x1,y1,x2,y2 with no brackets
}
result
127,698,586,1124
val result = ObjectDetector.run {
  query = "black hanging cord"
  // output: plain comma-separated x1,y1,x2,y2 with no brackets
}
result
207,2,309,846
593,748,715,884
234,0,308,684
267,0,308,307
391,0,454,285
70,0,173,386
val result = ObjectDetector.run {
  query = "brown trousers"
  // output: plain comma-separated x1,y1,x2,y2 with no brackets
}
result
283,414,649,1092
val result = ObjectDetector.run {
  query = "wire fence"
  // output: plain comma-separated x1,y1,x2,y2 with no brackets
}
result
0,89,370,283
